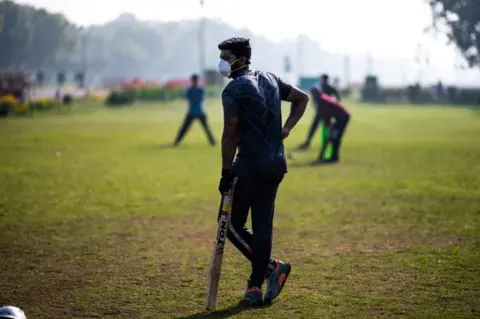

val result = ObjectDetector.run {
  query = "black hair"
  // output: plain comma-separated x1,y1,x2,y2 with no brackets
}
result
191,73,199,80
218,37,251,64
321,74,329,81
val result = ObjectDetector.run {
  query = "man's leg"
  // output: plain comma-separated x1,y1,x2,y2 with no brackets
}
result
226,167,278,272
249,169,285,289
298,113,322,149
225,169,254,260
330,116,350,161
199,115,217,145
173,114,194,146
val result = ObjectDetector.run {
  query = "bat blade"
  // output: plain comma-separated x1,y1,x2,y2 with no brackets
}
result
206,193,233,311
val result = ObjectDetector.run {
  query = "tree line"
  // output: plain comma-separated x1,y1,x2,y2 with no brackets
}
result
0,0,478,83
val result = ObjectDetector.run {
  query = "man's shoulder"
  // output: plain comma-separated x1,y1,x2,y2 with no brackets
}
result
222,76,250,96
222,81,235,97
256,70,280,83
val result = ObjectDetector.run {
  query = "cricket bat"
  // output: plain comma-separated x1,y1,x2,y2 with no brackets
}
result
206,182,236,311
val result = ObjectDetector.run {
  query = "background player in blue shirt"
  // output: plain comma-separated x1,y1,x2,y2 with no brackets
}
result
173,74,216,146
216,37,310,306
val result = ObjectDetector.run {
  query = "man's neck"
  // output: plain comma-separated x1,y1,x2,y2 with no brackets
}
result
231,67,250,79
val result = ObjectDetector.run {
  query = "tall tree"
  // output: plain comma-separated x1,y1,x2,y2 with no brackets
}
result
429,0,480,68
0,1,77,70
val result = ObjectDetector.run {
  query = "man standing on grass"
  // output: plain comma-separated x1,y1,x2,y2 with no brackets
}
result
216,37,309,306
315,92,351,163
173,74,216,146
297,74,341,150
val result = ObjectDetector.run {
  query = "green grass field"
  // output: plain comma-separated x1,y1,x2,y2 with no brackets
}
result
1,100,479,319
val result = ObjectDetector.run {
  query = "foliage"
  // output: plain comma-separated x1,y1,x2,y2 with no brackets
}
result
1,1,421,84
28,98,61,111
106,84,223,107
379,88,408,102
0,0,77,70
0,94,17,117
446,86,480,104
105,90,136,107
378,86,480,105
429,0,480,68
0,93,64,117
134,86,181,101
62,94,73,105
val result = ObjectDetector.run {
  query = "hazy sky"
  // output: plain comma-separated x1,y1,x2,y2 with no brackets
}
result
14,0,480,83
16,0,444,55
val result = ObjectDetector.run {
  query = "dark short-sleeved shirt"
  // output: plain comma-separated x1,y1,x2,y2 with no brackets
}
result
222,69,292,171
186,86,205,116
317,93,350,125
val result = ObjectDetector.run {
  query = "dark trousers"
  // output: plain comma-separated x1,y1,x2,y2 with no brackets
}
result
330,115,350,159
226,162,285,287
304,113,322,145
174,114,216,145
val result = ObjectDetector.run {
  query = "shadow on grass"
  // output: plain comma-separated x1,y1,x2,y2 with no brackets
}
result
139,143,218,150
288,160,339,169
177,301,272,319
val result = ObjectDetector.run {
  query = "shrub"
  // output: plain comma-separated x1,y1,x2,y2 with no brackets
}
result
0,94,63,117
28,98,60,111
0,94,17,117
14,103,30,116
63,94,73,105
105,84,225,105
133,85,224,101
106,90,136,106
380,88,407,102
447,87,480,105
134,87,168,101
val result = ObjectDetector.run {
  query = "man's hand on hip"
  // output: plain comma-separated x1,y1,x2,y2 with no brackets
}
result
281,127,290,140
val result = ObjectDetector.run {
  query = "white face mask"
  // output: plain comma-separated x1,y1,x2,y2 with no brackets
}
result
217,58,246,78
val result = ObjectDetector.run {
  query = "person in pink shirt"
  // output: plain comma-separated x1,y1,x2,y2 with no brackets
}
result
314,92,351,163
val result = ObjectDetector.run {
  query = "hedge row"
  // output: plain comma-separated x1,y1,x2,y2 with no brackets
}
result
106,85,223,107
361,86,480,105
0,94,73,117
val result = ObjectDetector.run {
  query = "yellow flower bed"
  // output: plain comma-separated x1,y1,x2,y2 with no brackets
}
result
0,94,17,104
15,103,30,113
0,94,62,116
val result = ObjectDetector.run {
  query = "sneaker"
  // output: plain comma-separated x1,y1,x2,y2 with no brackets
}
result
243,283,263,307
324,157,339,163
264,260,291,303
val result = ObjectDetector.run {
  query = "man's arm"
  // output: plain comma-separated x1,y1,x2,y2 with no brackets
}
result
329,85,341,101
282,85,309,135
221,92,239,170
310,87,322,111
